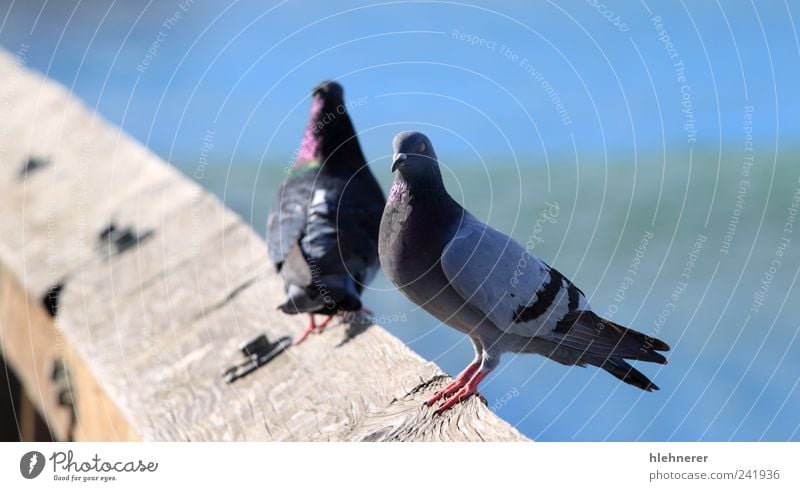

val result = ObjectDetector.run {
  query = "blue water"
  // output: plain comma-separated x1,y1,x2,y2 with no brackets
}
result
3,0,799,440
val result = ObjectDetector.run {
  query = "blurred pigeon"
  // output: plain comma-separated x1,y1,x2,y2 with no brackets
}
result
379,131,669,414
268,81,384,344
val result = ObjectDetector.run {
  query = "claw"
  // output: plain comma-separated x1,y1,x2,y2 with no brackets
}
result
431,368,492,416
426,361,480,406
434,388,483,416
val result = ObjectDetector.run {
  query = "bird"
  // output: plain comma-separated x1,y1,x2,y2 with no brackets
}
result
378,131,669,415
267,81,385,345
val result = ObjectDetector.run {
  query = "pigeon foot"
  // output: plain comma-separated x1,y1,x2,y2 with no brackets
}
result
313,314,336,333
433,368,492,416
294,314,338,345
426,361,481,407
293,314,318,345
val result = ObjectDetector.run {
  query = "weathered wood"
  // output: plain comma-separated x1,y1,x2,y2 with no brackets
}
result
0,50,527,442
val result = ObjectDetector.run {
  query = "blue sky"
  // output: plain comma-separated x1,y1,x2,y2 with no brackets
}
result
0,0,797,167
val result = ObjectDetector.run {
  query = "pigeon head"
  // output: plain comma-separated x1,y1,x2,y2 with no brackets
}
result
312,80,344,104
391,131,438,178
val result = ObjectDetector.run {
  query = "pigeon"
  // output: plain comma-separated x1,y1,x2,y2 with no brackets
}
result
379,131,669,415
267,81,385,345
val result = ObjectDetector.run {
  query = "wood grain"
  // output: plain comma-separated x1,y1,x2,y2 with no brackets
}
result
0,50,527,442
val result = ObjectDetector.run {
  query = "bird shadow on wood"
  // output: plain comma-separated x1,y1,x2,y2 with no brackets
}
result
97,222,155,257
334,310,375,348
17,155,50,180
223,334,292,384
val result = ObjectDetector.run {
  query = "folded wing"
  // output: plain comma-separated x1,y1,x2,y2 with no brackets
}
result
440,213,588,338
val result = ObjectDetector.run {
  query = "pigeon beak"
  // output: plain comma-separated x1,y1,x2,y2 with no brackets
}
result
391,153,407,172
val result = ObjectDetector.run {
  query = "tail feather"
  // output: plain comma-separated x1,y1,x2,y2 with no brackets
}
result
542,310,669,391
593,357,660,392
278,276,362,315
550,310,670,363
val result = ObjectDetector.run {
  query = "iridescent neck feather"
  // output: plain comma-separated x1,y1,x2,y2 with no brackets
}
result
294,96,324,168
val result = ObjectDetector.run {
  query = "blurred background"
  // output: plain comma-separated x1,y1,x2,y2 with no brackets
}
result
1,0,798,441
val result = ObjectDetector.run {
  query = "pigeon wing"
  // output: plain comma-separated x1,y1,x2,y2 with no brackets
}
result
267,176,313,269
440,213,588,338
333,175,385,287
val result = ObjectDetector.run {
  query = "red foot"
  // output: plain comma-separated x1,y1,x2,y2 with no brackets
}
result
294,314,337,345
293,314,318,346
433,369,492,416
294,307,372,345
426,362,480,406
313,314,335,334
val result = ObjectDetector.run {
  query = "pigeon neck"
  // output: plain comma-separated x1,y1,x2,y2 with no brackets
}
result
391,166,453,207
293,96,365,175
294,96,324,167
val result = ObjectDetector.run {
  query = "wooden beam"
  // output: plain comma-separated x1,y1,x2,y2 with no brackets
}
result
0,265,73,440
0,50,527,442
0,263,134,441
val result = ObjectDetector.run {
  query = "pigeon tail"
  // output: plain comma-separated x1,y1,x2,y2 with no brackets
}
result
278,276,362,315
549,310,670,364
594,357,660,392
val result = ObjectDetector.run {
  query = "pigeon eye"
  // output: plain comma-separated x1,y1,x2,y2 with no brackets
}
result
418,141,426,153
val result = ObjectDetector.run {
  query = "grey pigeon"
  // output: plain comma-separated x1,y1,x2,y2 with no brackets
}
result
379,131,669,414
267,81,385,344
